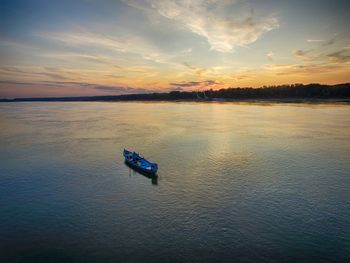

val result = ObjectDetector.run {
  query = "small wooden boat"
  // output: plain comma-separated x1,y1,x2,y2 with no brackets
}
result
123,149,158,175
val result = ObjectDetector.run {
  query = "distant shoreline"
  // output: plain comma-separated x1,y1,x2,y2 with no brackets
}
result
1,83,350,103
1,98,350,104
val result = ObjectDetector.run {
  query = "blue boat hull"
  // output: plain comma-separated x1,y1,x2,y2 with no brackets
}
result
124,160,157,176
123,149,158,175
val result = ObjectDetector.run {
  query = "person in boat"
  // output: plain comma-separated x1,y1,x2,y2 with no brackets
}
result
132,152,139,162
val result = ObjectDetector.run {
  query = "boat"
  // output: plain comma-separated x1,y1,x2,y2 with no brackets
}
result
123,149,158,175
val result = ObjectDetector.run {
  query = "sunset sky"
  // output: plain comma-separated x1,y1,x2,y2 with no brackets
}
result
1,0,350,98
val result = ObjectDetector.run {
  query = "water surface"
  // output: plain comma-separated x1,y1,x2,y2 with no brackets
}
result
1,102,349,262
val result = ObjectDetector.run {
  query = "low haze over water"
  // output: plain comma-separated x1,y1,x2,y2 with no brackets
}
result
1,102,350,263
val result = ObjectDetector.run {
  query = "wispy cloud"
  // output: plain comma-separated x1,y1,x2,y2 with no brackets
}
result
94,85,151,93
294,49,307,57
307,36,337,47
307,39,325,43
0,66,73,81
0,79,155,94
181,62,208,76
264,62,350,76
36,29,173,65
170,79,221,89
265,47,350,76
322,36,337,47
123,0,279,52
40,52,122,68
266,51,274,61
294,42,350,64
293,49,314,61
327,49,350,62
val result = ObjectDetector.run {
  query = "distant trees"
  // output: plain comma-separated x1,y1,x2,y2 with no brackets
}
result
204,83,350,100
109,83,350,101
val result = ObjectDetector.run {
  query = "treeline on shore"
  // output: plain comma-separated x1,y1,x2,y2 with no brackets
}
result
1,83,350,102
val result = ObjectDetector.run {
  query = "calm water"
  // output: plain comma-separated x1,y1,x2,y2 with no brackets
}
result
1,102,350,263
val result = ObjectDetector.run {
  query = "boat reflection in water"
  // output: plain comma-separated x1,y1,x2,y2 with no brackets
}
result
125,161,158,185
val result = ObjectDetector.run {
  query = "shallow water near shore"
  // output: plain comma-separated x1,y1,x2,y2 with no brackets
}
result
1,102,350,263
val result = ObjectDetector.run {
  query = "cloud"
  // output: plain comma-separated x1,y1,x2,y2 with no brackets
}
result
35,26,197,69
294,49,307,57
266,51,274,61
37,30,130,52
169,87,184,91
36,29,172,65
0,80,85,87
124,0,279,52
41,72,70,80
0,80,72,88
322,36,336,47
182,62,207,76
0,80,155,94
266,43,350,77
40,52,122,68
0,80,39,85
293,44,350,64
272,63,349,76
293,49,314,61
170,81,202,87
306,36,336,46
327,49,350,62
0,67,73,81
233,74,251,80
94,85,150,93
307,39,325,43
104,74,125,79
170,79,220,88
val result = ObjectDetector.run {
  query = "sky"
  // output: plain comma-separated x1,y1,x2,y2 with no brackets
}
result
0,0,350,98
